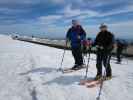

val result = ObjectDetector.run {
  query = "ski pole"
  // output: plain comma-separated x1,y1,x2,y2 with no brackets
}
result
84,47,91,79
57,41,67,72
57,48,66,72
83,54,86,65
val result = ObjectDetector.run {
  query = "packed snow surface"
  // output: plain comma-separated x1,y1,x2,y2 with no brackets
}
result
0,35,133,100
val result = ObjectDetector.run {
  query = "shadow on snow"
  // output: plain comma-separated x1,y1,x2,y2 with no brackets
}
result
19,67,57,75
43,75,94,86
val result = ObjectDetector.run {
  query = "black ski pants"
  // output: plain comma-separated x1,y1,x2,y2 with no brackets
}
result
72,47,83,66
96,49,112,77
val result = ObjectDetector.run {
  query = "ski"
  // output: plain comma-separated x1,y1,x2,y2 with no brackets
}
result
79,77,113,88
79,78,100,88
63,66,86,73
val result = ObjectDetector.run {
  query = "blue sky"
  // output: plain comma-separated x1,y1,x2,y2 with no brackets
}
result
0,0,133,39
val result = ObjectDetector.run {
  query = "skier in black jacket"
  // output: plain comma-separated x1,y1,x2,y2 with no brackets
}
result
93,24,114,80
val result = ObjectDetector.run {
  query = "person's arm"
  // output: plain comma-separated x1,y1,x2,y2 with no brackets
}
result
66,28,71,45
108,33,115,51
93,32,100,46
80,26,86,41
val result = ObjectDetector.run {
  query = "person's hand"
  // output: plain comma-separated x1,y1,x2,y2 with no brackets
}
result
96,45,104,49
77,35,81,39
81,40,87,46
66,39,71,47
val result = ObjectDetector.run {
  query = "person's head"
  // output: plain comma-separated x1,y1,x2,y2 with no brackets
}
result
72,19,79,27
99,24,108,32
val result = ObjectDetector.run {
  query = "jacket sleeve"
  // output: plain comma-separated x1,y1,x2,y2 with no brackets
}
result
111,34,115,45
80,26,86,40
109,33,115,49
93,32,100,46
66,28,71,40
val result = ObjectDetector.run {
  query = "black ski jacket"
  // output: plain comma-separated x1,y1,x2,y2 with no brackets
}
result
94,30,114,51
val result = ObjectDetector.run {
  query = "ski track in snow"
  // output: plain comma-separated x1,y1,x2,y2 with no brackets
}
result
0,34,133,100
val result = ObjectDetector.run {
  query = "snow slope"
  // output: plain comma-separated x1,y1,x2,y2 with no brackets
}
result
0,34,133,100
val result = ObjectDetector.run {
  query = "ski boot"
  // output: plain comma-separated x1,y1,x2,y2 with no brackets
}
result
95,75,102,80
78,64,86,68
71,64,79,70
105,75,112,80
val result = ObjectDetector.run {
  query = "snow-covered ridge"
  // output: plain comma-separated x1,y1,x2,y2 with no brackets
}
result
11,34,133,57
0,35,133,100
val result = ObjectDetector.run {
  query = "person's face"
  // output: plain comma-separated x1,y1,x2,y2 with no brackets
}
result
72,21,79,27
100,27,107,31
